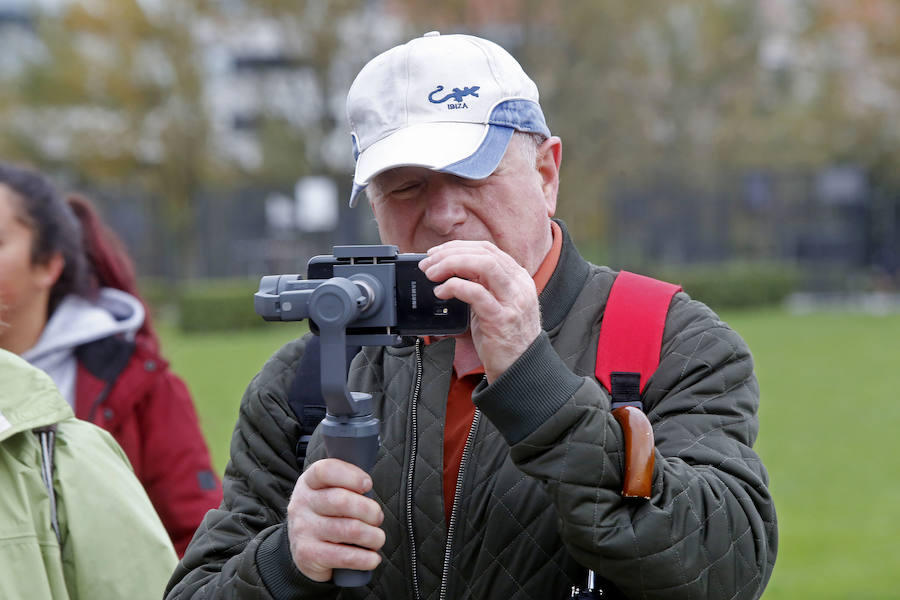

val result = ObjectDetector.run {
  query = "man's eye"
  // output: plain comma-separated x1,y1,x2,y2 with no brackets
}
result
391,183,420,196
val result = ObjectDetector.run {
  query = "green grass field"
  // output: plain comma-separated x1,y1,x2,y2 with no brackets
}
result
723,310,900,599
157,321,306,473
158,309,900,599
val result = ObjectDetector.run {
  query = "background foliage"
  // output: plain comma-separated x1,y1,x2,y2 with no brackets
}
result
1,0,897,287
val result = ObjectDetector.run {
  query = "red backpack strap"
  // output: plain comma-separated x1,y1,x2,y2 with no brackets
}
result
595,271,682,395
595,271,681,498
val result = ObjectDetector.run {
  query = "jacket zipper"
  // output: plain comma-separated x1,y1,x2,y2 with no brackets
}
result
439,406,482,600
406,339,424,600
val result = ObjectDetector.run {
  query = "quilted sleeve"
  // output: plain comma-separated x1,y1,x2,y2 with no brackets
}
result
164,336,338,600
473,293,777,600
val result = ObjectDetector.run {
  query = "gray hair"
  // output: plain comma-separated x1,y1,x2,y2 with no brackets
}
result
511,131,548,170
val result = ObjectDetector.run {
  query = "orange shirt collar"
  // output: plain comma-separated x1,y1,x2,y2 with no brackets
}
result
533,220,562,295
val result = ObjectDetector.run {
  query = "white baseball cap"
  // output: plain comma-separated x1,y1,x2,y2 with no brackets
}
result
346,31,551,206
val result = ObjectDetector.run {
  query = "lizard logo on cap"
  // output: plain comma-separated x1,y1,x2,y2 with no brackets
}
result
428,85,480,109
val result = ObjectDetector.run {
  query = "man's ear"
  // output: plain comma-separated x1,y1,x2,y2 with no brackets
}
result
537,136,562,216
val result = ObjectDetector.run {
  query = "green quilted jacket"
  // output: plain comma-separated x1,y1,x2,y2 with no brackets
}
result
167,222,777,599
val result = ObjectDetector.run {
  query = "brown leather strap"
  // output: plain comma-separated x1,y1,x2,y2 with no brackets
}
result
611,406,655,499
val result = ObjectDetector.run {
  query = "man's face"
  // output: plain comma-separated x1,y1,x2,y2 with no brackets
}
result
367,135,561,275
0,185,56,346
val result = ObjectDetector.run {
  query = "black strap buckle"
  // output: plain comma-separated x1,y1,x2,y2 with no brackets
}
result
610,371,643,410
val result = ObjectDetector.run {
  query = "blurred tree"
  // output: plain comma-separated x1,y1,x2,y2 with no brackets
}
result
202,0,365,186
2,0,896,279
394,0,900,270
190,0,402,256
0,0,396,278
0,0,213,279
389,1,770,247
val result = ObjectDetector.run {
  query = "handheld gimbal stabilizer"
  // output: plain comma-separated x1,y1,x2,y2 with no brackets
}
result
254,245,468,587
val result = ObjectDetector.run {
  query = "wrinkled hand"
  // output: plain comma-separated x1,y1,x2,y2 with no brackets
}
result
286,459,385,582
419,240,542,383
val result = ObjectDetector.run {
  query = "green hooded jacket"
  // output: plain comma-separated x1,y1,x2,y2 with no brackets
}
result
0,349,178,599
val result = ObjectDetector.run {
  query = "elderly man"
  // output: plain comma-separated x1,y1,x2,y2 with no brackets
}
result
167,32,777,600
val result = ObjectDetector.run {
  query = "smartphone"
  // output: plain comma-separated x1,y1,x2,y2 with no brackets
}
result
306,252,469,336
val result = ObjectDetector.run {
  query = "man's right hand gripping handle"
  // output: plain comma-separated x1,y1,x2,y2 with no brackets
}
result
321,414,381,586
286,459,386,585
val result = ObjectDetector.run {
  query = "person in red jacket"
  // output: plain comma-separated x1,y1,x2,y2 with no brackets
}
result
0,161,222,556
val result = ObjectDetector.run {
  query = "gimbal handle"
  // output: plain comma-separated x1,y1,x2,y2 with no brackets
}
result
305,278,380,587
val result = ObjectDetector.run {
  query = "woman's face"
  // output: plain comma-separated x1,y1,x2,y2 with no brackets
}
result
0,185,58,349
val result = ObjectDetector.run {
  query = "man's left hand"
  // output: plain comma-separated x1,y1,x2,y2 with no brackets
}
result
419,240,541,383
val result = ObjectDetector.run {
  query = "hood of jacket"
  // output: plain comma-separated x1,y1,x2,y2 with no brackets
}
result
0,349,73,443
21,288,144,406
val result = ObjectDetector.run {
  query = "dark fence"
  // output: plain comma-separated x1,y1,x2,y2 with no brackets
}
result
609,165,898,291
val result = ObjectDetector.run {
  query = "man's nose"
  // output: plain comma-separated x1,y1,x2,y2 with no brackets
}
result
423,179,468,236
